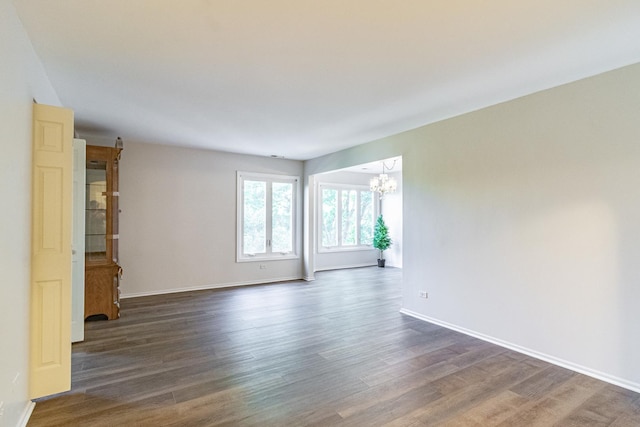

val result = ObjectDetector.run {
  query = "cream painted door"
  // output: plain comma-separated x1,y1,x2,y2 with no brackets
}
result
30,103,74,399
71,139,86,343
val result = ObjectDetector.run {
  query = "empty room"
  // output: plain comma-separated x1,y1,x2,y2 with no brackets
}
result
2,1,640,426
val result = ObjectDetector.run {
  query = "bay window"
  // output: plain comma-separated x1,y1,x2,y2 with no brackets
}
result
319,183,376,251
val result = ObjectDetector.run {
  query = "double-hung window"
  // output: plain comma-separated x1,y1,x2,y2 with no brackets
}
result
237,172,298,261
318,183,377,251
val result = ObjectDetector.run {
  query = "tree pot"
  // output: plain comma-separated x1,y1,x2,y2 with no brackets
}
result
377,259,386,268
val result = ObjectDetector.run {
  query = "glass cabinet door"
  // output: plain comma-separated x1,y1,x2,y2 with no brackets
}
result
86,160,108,262
84,143,122,321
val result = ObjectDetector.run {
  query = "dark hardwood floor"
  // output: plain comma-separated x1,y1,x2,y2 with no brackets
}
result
29,267,640,426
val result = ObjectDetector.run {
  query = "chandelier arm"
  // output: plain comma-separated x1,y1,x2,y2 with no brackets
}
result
382,159,397,172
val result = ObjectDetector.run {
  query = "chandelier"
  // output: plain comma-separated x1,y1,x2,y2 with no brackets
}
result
370,160,397,198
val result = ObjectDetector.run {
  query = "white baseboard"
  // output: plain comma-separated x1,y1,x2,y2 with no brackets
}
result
400,308,640,394
121,276,302,299
314,262,377,272
18,401,35,427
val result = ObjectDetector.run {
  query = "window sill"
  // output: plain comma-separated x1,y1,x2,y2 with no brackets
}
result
318,246,376,254
237,254,300,263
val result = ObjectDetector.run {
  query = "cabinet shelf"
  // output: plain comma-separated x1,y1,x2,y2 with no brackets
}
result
85,144,122,321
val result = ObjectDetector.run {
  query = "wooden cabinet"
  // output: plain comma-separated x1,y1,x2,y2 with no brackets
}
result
85,143,122,320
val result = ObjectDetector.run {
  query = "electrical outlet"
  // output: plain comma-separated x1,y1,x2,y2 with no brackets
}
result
259,264,267,269
419,291,428,299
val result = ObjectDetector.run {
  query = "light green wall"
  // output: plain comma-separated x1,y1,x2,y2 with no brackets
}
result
0,0,62,424
305,61,640,390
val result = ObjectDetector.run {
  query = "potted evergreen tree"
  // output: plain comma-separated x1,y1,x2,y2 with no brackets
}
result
373,215,392,267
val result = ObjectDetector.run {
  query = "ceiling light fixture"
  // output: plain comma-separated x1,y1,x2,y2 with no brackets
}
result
370,159,397,198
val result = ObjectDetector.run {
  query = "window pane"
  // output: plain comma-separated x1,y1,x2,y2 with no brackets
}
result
342,190,357,245
322,188,338,247
360,190,374,245
272,182,293,253
243,180,266,254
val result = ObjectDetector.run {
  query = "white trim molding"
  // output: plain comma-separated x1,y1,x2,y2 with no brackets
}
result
315,262,377,272
237,171,300,263
121,276,302,299
18,401,36,427
400,308,640,394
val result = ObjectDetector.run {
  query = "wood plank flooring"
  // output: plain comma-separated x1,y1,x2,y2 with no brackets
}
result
29,267,640,426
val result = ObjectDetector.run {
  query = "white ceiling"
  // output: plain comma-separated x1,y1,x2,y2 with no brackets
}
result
338,157,402,175
13,1,640,160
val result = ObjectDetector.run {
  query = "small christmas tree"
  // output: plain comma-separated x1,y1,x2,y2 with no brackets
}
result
373,215,392,267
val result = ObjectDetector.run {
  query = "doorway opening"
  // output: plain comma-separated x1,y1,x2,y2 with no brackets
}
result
311,156,402,274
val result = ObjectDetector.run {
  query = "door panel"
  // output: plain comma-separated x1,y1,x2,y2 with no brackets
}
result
30,103,73,399
71,139,86,342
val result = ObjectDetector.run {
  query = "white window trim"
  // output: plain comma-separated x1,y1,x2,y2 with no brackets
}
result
317,182,379,253
237,171,299,262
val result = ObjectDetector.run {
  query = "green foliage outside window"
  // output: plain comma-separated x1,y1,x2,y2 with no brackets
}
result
241,175,295,258
322,188,338,247
271,182,293,253
243,180,266,254
320,186,374,248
